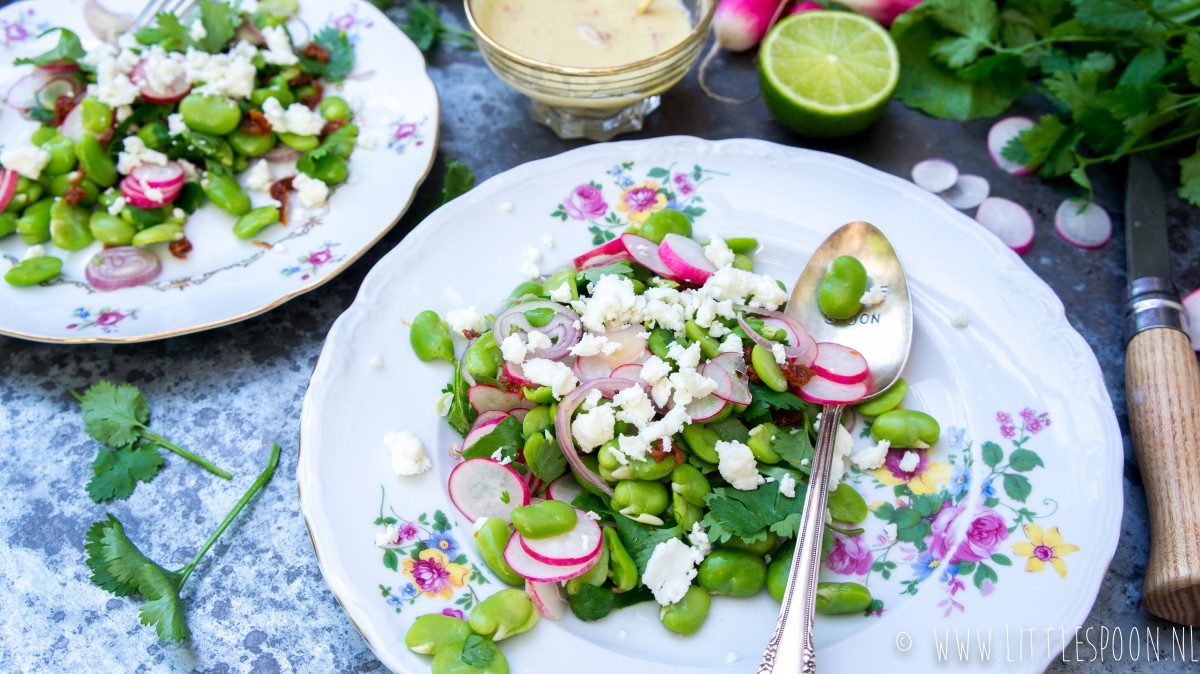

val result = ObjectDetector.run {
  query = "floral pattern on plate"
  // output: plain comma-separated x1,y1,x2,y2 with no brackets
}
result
66,306,138,333
282,242,345,281
0,6,48,48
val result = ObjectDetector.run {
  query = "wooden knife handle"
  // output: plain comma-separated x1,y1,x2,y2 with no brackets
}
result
1126,326,1200,625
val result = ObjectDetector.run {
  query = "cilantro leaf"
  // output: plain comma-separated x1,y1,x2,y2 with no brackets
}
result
198,0,239,53
702,481,804,544
399,0,478,54
134,13,193,51
770,429,814,475
1004,114,1083,177
442,362,476,437
299,27,355,82
742,382,808,428
1185,34,1200,87
84,517,139,597
1069,0,1154,33
528,431,567,483
1179,148,1200,206
612,514,681,575
14,28,85,67
576,260,634,286
568,583,655,621
460,413,523,460
459,634,496,668
78,380,149,448
441,159,476,205
137,570,190,642
87,442,164,502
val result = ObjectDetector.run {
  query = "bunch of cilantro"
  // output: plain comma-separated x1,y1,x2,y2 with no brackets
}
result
891,0,1200,205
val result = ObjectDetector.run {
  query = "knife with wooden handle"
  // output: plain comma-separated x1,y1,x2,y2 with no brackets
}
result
1124,155,1200,626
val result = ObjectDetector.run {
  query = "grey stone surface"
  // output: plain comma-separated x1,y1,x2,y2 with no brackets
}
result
2,2,1200,672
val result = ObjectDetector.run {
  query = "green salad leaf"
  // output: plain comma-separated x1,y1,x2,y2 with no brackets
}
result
198,0,239,53
135,13,193,51
87,442,164,503
15,28,85,67
702,480,804,544
442,159,476,205
299,27,355,82
460,416,523,460
442,362,477,438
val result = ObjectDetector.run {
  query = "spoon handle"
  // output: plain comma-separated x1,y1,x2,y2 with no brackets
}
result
758,403,844,674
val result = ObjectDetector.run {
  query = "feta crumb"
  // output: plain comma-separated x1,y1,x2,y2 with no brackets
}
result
643,538,705,605
548,281,574,303
718,333,743,353
368,356,384,369
613,385,655,429
951,309,969,328
639,356,672,385
542,233,554,249
829,424,853,485
473,516,490,533
580,274,641,331
189,19,207,41
704,237,736,269
851,439,891,470
702,266,788,309
117,136,168,175
107,196,127,217
261,97,325,136
273,242,288,254
525,330,553,354
447,307,486,336
668,368,717,407
375,525,399,548
666,341,702,370
860,284,887,306
0,145,51,180
243,160,273,192
688,523,712,556
572,404,615,452
23,245,45,260
260,25,299,66
499,201,514,213
715,440,765,490
771,342,787,366
582,388,603,411
523,358,578,399
778,473,797,498
518,247,541,279
491,448,512,466
500,333,527,364
384,431,431,476
898,450,920,473
293,173,330,208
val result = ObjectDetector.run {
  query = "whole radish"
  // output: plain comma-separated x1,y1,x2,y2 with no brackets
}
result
790,1,824,12
714,0,792,52
836,0,922,26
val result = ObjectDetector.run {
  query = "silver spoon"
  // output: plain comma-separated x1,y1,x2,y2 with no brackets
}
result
758,221,913,674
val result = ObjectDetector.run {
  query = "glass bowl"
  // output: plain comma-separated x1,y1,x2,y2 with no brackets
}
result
464,0,716,141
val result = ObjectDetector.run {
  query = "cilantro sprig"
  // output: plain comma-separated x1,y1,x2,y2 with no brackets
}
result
298,27,355,82
14,27,85,67
85,443,280,642
73,382,232,502
399,0,477,53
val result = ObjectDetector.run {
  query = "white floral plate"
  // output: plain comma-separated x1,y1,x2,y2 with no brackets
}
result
298,137,1122,673
0,0,437,343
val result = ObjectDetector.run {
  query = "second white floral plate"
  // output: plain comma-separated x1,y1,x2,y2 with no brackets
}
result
298,137,1122,673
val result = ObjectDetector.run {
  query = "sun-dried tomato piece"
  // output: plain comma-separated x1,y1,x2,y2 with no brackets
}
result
302,42,330,63
239,109,272,135
53,95,77,127
298,80,324,109
169,237,193,259
462,328,481,340
269,176,295,225
320,117,347,138
63,184,88,205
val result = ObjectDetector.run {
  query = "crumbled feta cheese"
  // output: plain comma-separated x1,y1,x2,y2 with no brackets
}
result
244,160,273,192
518,247,541,279
951,309,969,328
771,342,787,366
185,42,258,98
851,439,891,470
260,25,299,65
189,19,207,41
384,431,432,476
23,245,45,260
715,440,764,490
543,233,554,249
570,332,614,357
107,196,126,217
446,307,486,336
115,104,133,122
702,266,788,309
473,516,490,533
705,237,736,268
292,173,330,208
643,537,705,606
666,341,702,370
116,136,168,175
581,388,603,411
778,473,797,498
639,356,672,385
89,57,141,107
613,385,655,428
860,284,887,306
830,424,853,485
139,178,164,204
499,201,514,213
641,287,688,330
166,113,188,137
375,524,399,548
580,274,641,331
261,96,325,135
688,523,712,556
617,405,689,463
898,450,920,473
525,330,553,354
368,356,384,369
500,333,527,364
668,368,717,406
139,45,186,93
572,404,615,453
650,379,673,408
491,448,512,466
0,145,51,180
548,281,574,303
523,358,578,399
718,333,743,353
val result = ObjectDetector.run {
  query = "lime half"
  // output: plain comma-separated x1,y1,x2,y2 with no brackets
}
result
759,11,900,138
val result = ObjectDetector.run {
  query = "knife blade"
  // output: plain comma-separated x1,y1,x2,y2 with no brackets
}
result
1122,155,1200,627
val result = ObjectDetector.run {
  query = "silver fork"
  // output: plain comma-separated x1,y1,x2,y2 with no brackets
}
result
133,0,200,30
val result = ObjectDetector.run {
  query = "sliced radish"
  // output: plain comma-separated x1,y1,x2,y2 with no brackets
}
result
798,375,868,405
468,384,536,414
620,233,679,279
504,533,598,582
938,174,990,210
659,233,717,284
519,508,603,565
1054,198,1112,250
471,410,511,430
546,475,583,504
84,0,134,42
686,394,729,421
1182,289,1199,351
975,197,1035,254
704,352,752,405
35,74,80,110
131,60,191,104
609,363,643,382
462,418,506,452
132,161,184,189
911,158,958,193
509,408,529,423
503,361,535,387
448,458,530,523
988,116,1036,176
573,237,627,269
526,580,568,619
579,251,633,270
60,100,114,144
811,342,869,384
5,70,80,118
85,246,161,290
527,474,544,497
0,169,18,212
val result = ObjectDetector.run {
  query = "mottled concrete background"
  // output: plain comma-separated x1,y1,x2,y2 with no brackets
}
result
2,1,1199,672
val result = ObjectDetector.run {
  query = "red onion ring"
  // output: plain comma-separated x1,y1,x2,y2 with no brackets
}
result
554,377,635,496
493,300,582,362
736,307,818,366
85,246,162,290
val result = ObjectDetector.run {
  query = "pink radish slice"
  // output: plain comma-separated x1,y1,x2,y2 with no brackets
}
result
34,74,80,110
84,0,133,42
132,162,184,188
527,475,544,497
1182,289,1200,351
714,0,789,52
988,116,1036,176
938,174,990,210
704,352,752,405
57,103,111,143
686,394,729,421
975,197,1035,254
462,417,506,452
579,251,633,270
546,475,583,504
790,1,822,12
620,233,679,279
573,237,627,269
519,508,603,565
85,246,161,290
448,458,530,523
659,233,717,284
526,580,568,619
468,411,508,433
1054,198,1111,250
811,342,869,384
504,534,598,582
572,355,612,383
911,158,958,193
0,169,17,212
798,375,868,405
130,61,191,104
509,408,529,423
609,363,643,382
503,361,535,387
468,384,536,413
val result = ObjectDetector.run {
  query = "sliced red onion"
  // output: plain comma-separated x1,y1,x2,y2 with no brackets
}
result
736,308,817,366
84,0,133,42
0,169,18,213
235,16,267,46
85,246,162,290
492,300,582,362
911,158,958,193
609,363,643,382
554,378,634,496
263,145,303,163
1054,198,1111,250
704,352,752,405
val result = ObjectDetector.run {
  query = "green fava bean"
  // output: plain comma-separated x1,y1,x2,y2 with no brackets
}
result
680,423,721,464
647,327,674,360
747,423,783,464
300,153,349,184
17,198,53,244
684,320,721,359
511,499,576,539
278,132,319,151
827,483,868,524
522,405,554,436
638,208,691,243
732,253,754,272
410,310,455,362
816,581,873,615
232,206,281,239
725,237,759,254
751,343,790,393
598,442,631,482
88,211,136,245
432,636,509,674
818,255,868,320
136,121,170,151
228,129,276,157
319,96,351,121
522,386,555,405
179,94,242,135
131,223,183,246
604,527,638,592
474,518,524,586
80,97,113,135
405,613,472,655
30,125,56,146
857,378,908,416
49,200,93,251
612,479,668,518
567,535,609,591
697,549,767,597
871,409,940,448
203,169,251,215
670,463,711,506
627,453,675,481
660,585,711,636
542,268,578,301
5,255,62,286
522,433,552,481
47,173,96,200
294,84,320,102
40,136,76,175
75,133,117,187
6,176,44,213
185,130,234,167
121,205,168,228
463,331,503,379
0,212,16,238
467,589,538,641
509,280,543,301
767,544,794,601
672,493,703,531
250,86,294,108
723,531,778,556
